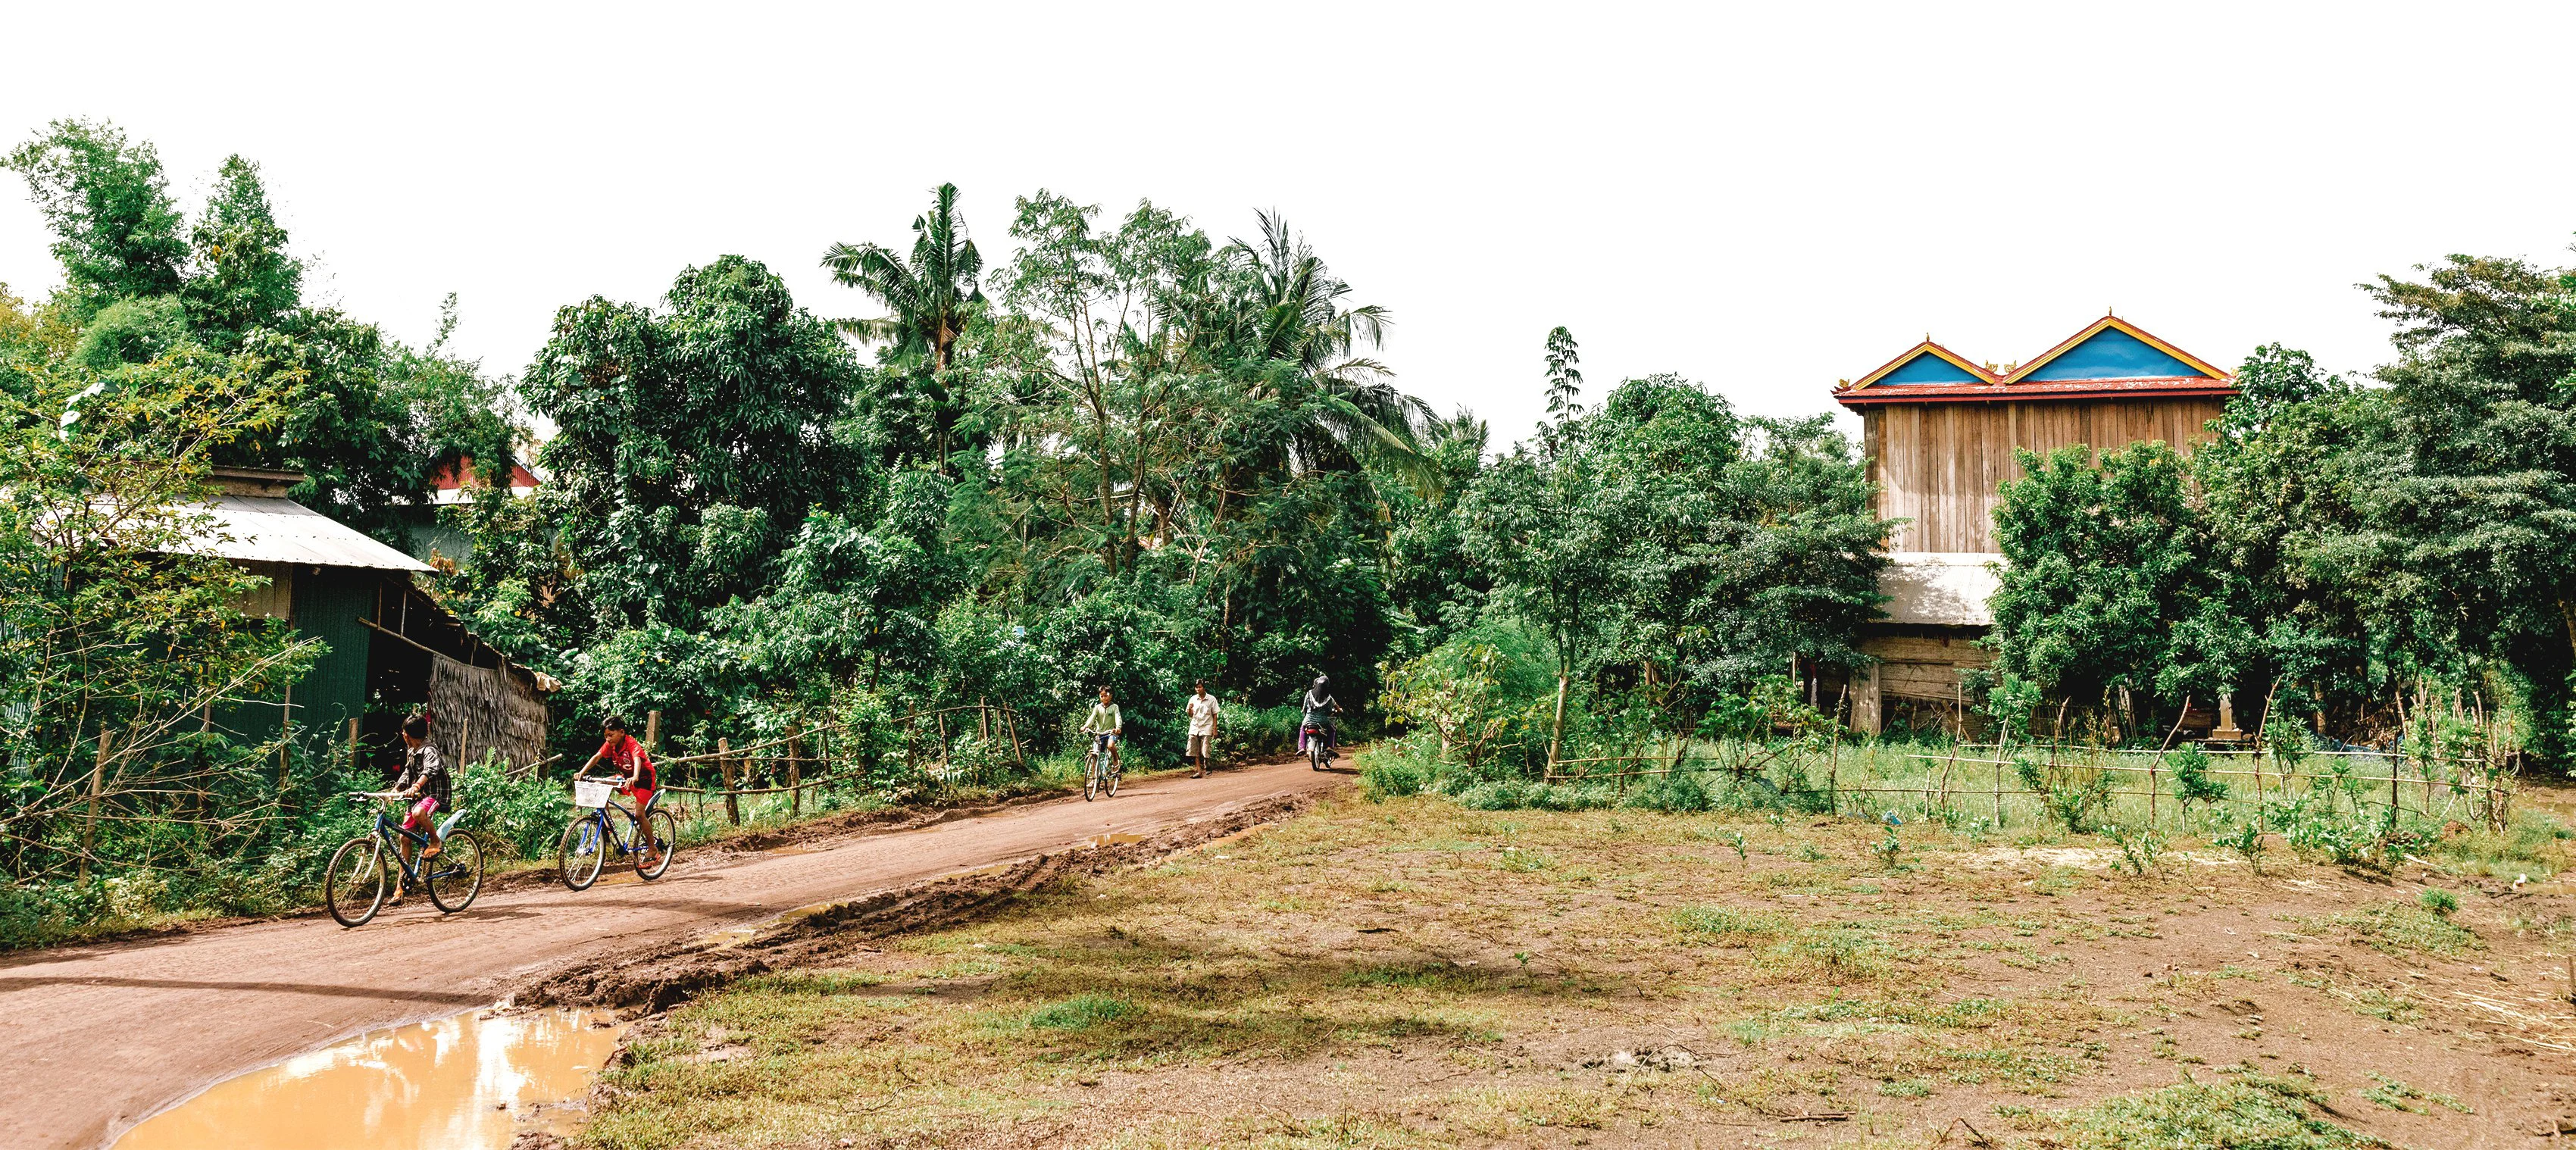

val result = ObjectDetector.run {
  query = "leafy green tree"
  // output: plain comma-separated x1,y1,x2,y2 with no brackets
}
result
824,183,987,469
182,156,302,345
1,345,317,883
1540,325,1581,458
517,255,868,631
4,120,188,318
1988,442,2249,736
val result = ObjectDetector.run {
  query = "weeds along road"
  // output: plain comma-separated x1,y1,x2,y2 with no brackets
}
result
0,756,1351,1150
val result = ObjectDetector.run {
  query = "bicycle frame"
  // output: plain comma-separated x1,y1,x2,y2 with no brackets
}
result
570,789,662,855
371,811,442,885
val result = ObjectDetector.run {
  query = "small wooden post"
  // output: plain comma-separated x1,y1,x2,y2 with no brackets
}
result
718,737,740,825
935,708,951,774
346,717,362,773
1005,707,1025,767
787,723,804,817
980,697,992,744
1993,757,2005,829
83,730,111,884
644,710,661,753
1547,673,1569,776
277,680,293,790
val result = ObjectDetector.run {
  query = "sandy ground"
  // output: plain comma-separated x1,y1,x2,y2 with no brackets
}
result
0,757,1349,1150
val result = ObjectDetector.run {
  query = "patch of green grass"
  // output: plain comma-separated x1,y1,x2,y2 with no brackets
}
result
2317,899,2483,958
1670,905,1787,945
2362,1072,2471,1114
2041,1072,2388,1148
1026,994,1136,1030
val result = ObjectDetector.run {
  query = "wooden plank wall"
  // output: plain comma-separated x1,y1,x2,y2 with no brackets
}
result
1866,397,2226,553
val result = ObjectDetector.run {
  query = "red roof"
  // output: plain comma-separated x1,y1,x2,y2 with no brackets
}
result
430,458,539,492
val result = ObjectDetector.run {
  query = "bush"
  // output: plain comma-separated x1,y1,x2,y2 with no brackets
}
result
452,752,571,860
1356,745,1430,800
1621,765,1714,812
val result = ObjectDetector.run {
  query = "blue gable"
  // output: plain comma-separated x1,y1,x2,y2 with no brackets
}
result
2021,327,2208,381
1876,351,1985,385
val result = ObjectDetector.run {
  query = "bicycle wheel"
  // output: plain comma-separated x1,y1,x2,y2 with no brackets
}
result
635,809,678,880
427,830,485,913
1105,758,1121,798
558,814,606,891
324,836,387,927
1083,751,1101,802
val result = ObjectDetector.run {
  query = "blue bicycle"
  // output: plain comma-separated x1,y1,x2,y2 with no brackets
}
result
324,793,484,927
558,775,677,890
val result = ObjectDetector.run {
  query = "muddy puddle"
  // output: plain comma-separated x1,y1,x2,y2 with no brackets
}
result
1085,832,1147,848
115,1008,624,1150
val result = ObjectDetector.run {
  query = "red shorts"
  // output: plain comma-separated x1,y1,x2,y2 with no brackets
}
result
403,797,439,831
620,784,655,814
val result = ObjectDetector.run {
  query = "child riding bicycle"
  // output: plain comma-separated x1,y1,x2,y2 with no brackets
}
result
577,716,661,870
364,714,449,902
1081,688,1123,773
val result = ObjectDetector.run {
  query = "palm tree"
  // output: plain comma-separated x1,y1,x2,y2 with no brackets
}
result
1220,212,1432,478
821,183,984,372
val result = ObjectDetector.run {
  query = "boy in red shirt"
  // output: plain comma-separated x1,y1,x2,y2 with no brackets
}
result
578,716,661,869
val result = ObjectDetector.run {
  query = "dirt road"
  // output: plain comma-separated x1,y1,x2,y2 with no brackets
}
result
0,758,1349,1150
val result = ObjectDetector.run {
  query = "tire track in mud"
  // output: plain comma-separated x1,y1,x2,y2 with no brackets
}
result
521,792,1318,1012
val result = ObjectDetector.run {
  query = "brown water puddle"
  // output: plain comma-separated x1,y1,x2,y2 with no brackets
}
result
115,1008,624,1150
1085,832,1147,848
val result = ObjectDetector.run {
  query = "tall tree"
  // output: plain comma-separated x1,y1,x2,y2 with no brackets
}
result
824,184,986,468
1540,325,1581,459
183,156,302,345
4,120,187,318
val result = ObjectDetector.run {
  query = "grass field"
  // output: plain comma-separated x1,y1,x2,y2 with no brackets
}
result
570,767,2576,1149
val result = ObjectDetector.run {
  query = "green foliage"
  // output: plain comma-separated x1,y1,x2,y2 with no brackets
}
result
449,753,571,861
2103,823,2168,877
2165,745,2227,811
1024,994,1136,1031
2416,888,2459,917
1989,442,2248,735
2016,756,2114,835
4,119,188,317
2043,1071,2387,1149
70,294,192,369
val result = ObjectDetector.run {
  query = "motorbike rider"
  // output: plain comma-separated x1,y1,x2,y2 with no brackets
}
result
1299,675,1342,757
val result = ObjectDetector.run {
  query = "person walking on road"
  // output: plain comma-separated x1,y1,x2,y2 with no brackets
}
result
1184,681,1221,777
1082,688,1124,774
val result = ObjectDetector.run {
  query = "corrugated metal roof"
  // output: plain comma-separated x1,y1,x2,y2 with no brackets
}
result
1879,552,2001,627
167,495,433,572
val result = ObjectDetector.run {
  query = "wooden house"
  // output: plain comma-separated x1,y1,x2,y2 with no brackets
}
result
1830,315,2235,734
178,468,555,777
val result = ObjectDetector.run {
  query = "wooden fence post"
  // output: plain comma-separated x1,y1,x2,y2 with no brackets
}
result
346,717,362,775
935,708,950,774
1005,707,1024,767
788,723,804,817
718,737,740,826
1547,674,1569,777
644,710,661,753
82,730,111,884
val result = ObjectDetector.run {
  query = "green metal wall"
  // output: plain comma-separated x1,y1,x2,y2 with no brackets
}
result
286,567,381,745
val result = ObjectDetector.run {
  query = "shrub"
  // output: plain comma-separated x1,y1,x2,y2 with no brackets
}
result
2417,888,2459,917
452,752,571,860
2103,823,2168,877
2017,755,2112,834
1356,746,1430,800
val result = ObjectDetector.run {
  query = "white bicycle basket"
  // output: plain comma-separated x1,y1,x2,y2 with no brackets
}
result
573,780,615,808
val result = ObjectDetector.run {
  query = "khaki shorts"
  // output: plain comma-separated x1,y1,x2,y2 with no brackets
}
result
1187,734,1212,758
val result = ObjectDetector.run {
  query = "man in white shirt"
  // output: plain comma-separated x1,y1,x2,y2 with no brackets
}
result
1185,682,1221,777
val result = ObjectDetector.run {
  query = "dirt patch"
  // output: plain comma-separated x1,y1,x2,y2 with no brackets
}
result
564,795,2576,1149
518,791,1321,1013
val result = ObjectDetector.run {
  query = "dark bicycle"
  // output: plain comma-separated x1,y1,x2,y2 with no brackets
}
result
324,793,485,927
558,775,677,890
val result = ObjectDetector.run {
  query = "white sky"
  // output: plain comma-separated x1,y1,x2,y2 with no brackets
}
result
4,2,2573,448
